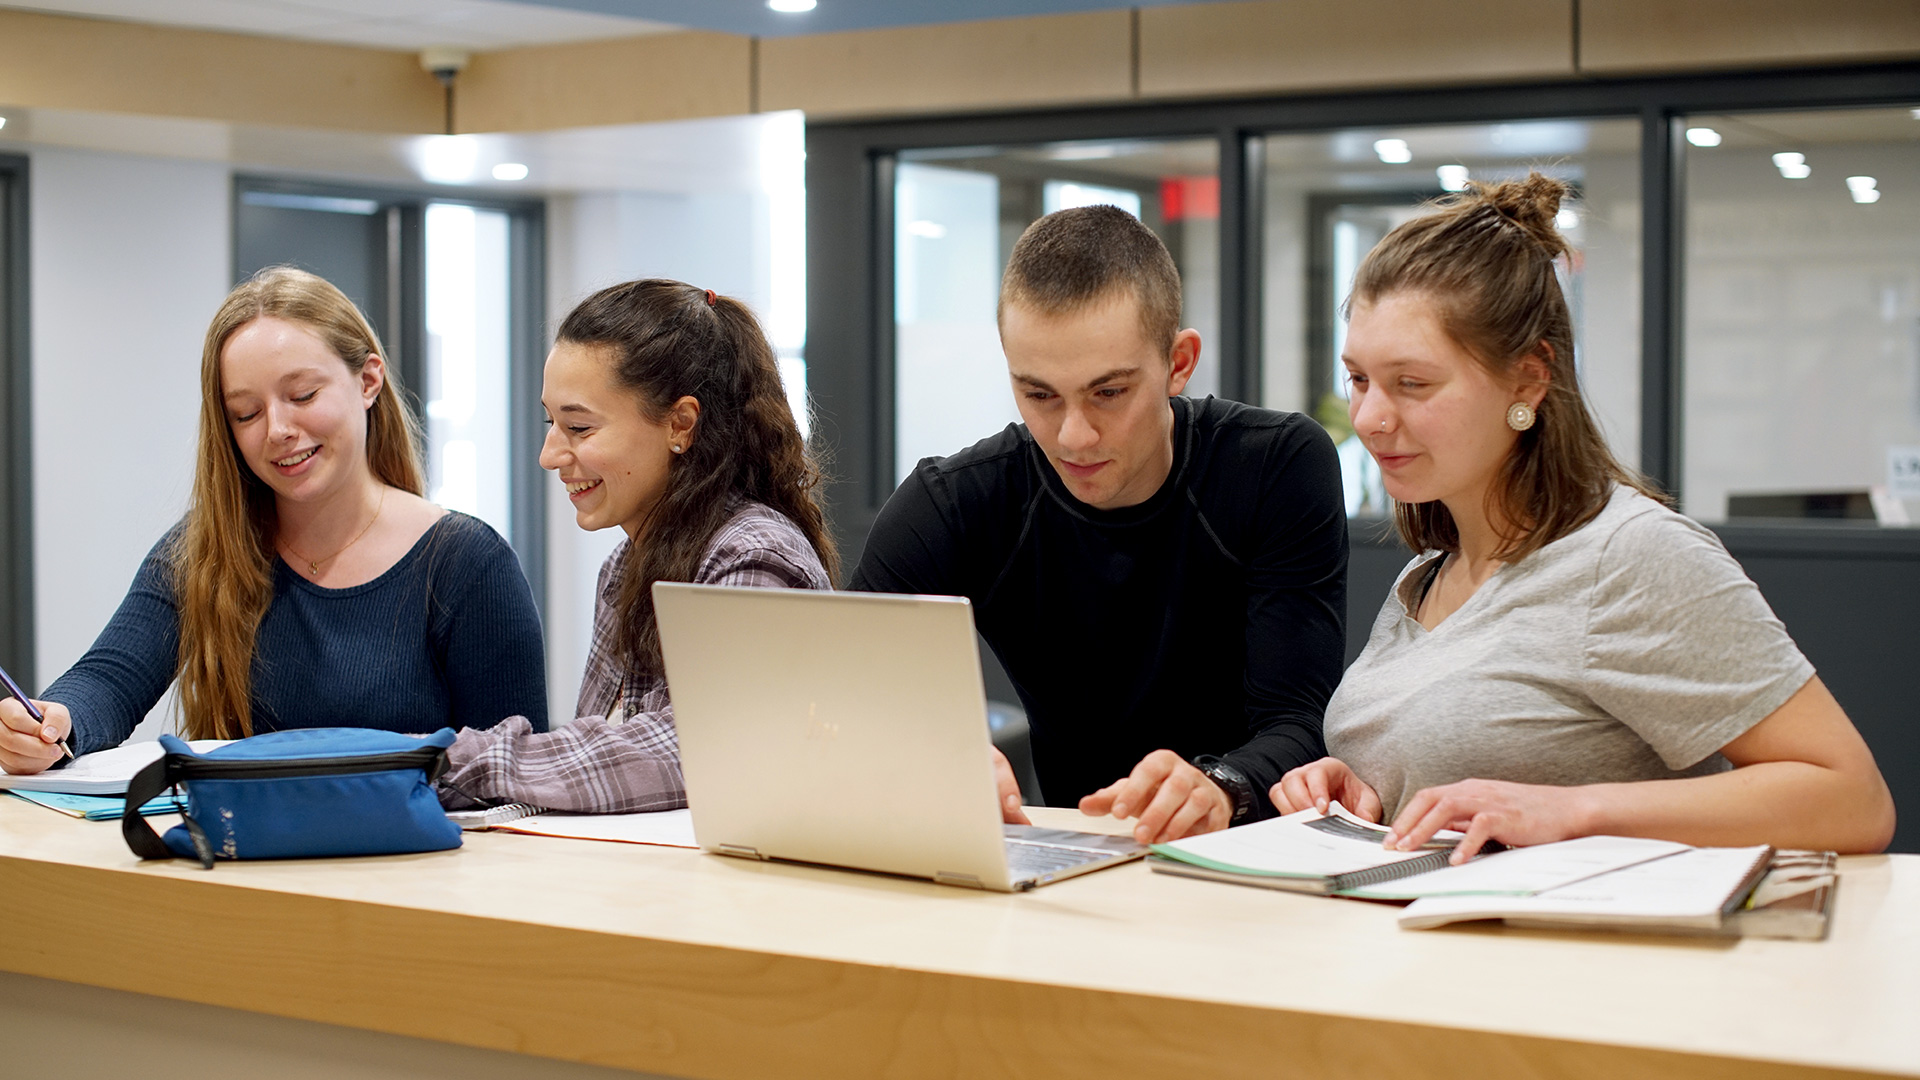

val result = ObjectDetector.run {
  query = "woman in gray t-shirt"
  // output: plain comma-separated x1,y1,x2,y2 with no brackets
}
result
1275,173,1894,860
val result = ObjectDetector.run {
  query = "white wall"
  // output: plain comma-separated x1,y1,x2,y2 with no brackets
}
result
18,112,802,739
29,146,230,740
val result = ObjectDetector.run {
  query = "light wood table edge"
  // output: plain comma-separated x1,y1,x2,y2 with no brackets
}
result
2,854,1894,1080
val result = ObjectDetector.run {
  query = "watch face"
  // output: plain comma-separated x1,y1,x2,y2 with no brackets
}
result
1202,763,1252,820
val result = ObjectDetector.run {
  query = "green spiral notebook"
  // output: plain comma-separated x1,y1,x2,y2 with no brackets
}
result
1148,803,1463,895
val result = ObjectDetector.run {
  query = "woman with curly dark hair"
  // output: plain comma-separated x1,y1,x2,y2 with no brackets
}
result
438,279,837,813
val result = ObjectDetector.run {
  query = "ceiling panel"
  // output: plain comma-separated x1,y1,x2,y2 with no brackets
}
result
0,0,676,49
1,0,1227,47
522,0,1220,38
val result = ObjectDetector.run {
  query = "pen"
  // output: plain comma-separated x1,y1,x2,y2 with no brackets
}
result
0,662,73,762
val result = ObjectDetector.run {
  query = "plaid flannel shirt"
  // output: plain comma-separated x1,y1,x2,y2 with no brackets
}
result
440,500,831,813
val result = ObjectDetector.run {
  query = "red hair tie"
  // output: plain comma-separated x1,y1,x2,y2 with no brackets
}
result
704,289,716,306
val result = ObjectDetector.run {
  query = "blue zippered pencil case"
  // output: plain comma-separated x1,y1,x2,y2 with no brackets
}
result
121,728,462,868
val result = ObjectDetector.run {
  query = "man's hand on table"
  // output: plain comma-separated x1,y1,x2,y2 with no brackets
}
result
1078,749,1234,845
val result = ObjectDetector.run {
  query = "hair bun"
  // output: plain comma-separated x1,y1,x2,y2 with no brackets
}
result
1468,171,1572,258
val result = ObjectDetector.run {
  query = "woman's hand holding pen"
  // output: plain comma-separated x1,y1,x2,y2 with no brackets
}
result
0,697,72,775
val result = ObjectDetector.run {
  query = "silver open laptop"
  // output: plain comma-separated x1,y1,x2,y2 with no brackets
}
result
654,582,1146,891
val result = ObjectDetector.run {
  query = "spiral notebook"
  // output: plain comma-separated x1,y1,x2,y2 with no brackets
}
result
1147,803,1468,895
444,802,545,830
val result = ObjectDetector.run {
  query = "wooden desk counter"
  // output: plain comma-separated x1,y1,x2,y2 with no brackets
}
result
1,799,1915,1080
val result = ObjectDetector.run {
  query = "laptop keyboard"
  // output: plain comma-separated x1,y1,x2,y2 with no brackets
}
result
1005,838,1107,878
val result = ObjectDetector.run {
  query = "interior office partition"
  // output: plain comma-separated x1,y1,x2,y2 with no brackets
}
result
807,63,1920,850
0,155,28,689
233,178,548,612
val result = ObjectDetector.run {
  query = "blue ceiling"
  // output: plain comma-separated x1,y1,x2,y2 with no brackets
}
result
515,0,1216,38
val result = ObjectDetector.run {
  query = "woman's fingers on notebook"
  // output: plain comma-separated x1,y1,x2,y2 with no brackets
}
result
1387,779,1586,861
1270,766,1315,815
1272,758,1381,821
1352,781,1385,824
1453,816,1502,863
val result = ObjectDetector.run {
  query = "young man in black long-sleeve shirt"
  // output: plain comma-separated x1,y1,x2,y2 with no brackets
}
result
849,205,1348,844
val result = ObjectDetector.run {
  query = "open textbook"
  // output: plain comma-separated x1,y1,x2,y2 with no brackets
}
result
0,739,230,796
1152,805,1829,939
1398,846,1833,939
1149,803,1685,898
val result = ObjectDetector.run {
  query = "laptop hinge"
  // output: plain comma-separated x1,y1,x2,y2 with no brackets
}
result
935,870,986,889
716,843,765,860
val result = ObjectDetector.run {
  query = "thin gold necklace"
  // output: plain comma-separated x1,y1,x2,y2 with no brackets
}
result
283,487,387,578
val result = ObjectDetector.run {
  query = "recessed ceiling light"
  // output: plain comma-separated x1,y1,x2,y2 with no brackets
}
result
1555,207,1580,230
768,0,816,11
1373,138,1411,164
1772,152,1810,179
1847,176,1881,204
0,117,8,131
492,163,529,181
1435,165,1469,191
1685,127,1722,147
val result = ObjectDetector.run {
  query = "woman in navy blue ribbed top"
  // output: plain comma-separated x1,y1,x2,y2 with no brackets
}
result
0,268,545,773
43,513,545,755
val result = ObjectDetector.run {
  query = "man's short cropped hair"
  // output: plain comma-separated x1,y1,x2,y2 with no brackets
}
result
998,205,1182,355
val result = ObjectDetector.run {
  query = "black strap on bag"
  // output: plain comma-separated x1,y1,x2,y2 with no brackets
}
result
122,755,215,869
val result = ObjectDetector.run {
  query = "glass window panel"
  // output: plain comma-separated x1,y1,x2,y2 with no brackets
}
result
1259,119,1642,518
424,202,512,538
1682,106,1920,526
893,138,1221,487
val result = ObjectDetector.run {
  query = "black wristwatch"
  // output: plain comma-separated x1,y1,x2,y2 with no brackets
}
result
1193,755,1255,826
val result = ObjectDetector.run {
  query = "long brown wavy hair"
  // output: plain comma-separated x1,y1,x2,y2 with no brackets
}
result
1348,172,1665,561
171,267,425,738
557,280,837,678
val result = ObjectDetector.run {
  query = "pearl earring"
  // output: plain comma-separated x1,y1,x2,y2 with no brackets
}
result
671,444,684,454
1506,402,1536,432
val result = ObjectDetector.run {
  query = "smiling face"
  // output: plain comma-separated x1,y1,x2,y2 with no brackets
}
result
539,341,695,539
1000,289,1200,510
1342,291,1545,515
220,316,382,505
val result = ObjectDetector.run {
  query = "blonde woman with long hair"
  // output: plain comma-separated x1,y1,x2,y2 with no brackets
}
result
0,268,545,774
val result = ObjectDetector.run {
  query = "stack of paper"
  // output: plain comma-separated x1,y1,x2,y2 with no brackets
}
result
1398,845,1777,934
491,808,699,849
0,739,229,796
